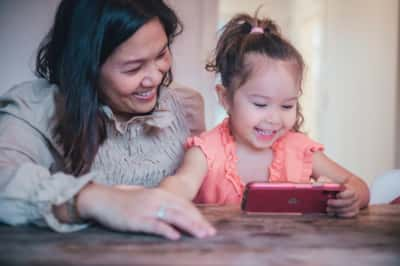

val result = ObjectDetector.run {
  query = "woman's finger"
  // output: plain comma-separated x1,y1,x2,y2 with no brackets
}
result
127,218,182,240
151,189,216,237
156,205,215,238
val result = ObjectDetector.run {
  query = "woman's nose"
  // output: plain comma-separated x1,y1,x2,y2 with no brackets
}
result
141,63,163,88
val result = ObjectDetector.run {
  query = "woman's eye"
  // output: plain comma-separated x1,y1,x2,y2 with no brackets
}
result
157,50,167,59
124,67,141,74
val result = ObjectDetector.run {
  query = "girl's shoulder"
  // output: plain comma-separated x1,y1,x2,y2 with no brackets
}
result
276,132,323,153
186,118,231,158
198,118,230,143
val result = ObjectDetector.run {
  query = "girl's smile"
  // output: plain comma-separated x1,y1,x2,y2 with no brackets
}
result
254,127,278,142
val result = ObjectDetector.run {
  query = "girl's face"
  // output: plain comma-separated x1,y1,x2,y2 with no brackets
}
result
219,53,300,151
99,18,171,119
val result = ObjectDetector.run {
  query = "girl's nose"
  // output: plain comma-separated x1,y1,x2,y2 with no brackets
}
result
265,109,281,125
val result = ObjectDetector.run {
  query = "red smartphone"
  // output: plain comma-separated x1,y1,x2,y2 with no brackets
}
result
241,182,344,214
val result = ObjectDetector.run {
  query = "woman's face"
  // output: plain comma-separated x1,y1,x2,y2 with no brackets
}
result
99,18,171,119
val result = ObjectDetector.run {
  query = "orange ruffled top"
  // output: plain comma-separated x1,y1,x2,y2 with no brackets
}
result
186,118,324,204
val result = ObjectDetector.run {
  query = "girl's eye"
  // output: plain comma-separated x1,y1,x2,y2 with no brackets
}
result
282,105,294,110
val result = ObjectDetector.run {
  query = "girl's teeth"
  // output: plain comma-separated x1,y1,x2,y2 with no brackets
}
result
256,129,274,136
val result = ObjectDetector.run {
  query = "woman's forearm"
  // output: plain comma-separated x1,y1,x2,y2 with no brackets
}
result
52,182,99,224
159,175,198,201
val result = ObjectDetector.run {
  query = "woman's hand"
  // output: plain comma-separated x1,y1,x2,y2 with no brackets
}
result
326,185,361,218
77,183,216,240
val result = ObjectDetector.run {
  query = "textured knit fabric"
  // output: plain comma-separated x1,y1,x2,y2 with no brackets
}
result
0,79,204,232
186,118,324,204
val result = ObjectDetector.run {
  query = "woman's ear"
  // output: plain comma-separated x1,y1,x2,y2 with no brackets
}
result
215,84,231,113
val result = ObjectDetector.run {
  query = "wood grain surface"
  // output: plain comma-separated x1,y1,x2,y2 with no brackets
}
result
0,204,399,265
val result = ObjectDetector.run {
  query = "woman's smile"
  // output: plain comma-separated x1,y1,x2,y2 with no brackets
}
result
132,88,157,101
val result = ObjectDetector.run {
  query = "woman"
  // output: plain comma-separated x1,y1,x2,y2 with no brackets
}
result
0,0,215,240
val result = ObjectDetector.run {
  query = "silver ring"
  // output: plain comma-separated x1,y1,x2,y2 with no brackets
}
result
156,205,167,220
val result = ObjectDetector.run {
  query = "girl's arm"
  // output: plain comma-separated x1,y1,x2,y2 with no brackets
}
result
159,147,208,200
312,151,370,214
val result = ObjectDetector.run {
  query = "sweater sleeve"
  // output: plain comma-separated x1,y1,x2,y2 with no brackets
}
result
0,114,94,232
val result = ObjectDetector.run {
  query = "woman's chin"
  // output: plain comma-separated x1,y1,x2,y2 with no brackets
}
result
130,103,157,116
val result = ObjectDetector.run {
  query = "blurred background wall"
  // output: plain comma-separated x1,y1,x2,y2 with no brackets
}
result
0,0,398,185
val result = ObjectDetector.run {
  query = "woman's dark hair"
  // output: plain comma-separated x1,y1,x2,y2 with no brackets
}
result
206,13,305,132
36,0,182,176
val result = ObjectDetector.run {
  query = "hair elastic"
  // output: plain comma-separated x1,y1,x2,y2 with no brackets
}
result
250,26,264,34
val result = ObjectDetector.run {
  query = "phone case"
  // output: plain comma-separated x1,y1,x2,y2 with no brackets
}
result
241,182,344,214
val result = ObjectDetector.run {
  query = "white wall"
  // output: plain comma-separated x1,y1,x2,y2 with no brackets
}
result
319,0,399,183
0,0,60,93
167,0,219,128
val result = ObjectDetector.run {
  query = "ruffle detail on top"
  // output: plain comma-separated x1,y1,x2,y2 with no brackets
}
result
187,118,244,198
268,136,287,182
186,136,211,169
218,119,244,196
301,142,324,182
269,132,324,183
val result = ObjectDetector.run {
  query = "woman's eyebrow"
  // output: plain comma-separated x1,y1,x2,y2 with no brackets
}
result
122,43,169,66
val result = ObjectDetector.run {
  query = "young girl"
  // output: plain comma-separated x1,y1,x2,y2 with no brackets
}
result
160,14,370,217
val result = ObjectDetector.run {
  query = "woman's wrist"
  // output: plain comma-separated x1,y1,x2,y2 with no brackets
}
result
52,182,97,224
75,181,103,221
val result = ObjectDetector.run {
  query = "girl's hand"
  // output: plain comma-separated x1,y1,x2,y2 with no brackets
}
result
313,175,334,184
77,183,216,240
326,185,361,218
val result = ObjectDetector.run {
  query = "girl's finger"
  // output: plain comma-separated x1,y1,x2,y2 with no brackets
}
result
317,176,335,183
328,196,358,208
327,203,358,214
336,210,358,218
336,189,356,199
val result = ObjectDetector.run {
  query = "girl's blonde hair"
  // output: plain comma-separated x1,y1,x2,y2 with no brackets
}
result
206,13,305,132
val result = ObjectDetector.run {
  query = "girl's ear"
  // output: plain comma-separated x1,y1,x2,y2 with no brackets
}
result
215,84,231,112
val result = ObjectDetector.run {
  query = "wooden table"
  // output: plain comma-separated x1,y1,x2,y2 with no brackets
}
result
1,204,399,265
